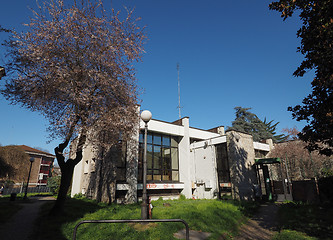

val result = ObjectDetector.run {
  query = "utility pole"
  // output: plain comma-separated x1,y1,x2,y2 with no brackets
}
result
177,63,182,119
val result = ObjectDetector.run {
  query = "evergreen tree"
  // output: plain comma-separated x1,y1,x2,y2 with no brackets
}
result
263,118,288,143
228,107,286,142
269,0,333,156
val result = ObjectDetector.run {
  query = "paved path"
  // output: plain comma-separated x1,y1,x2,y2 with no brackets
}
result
174,229,211,240
234,203,279,240
1,196,55,240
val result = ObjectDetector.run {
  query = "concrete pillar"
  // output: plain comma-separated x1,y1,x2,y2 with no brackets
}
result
217,126,225,135
179,117,192,198
226,131,257,200
266,139,274,150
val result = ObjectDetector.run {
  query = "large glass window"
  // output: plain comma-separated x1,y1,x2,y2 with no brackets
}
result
139,132,179,182
215,143,230,183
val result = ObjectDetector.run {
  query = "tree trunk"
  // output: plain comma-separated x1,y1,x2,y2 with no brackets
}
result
49,127,86,215
49,162,75,215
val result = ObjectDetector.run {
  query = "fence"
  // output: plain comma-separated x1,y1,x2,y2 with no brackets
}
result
2,186,50,195
292,179,319,203
318,176,333,204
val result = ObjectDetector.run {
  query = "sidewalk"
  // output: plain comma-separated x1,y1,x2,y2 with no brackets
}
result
1,196,55,240
234,203,279,240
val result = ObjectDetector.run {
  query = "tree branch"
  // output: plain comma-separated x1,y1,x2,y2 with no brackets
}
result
54,116,80,168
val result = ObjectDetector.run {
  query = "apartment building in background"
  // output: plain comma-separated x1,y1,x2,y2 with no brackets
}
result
18,145,55,186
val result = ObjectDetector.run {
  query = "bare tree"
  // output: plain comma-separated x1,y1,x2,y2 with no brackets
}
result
269,140,332,180
0,146,30,182
282,127,300,141
1,0,145,214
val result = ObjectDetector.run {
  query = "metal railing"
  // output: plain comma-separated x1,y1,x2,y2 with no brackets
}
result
2,186,50,195
73,219,189,240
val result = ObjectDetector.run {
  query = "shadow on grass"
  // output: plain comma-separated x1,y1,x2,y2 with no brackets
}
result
31,197,106,240
229,199,261,217
278,202,333,240
0,197,24,224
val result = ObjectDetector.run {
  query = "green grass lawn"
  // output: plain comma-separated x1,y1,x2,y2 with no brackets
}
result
32,197,248,240
272,230,317,240
273,202,333,240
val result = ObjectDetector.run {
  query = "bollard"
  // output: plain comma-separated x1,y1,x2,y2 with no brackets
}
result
10,193,17,201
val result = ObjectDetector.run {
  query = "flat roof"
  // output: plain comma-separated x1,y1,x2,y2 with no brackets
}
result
255,158,281,165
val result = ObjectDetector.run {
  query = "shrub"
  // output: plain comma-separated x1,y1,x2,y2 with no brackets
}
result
272,230,316,240
318,176,333,204
47,176,61,195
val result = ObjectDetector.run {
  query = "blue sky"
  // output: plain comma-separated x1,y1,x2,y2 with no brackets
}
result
0,0,313,154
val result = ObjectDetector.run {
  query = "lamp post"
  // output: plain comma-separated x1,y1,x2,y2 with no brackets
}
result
140,110,152,219
23,157,35,200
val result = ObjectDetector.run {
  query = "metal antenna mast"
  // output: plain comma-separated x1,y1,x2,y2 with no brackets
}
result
177,63,182,119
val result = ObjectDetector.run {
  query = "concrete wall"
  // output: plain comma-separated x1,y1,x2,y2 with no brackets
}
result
190,143,218,199
190,136,227,199
227,131,257,200
178,117,192,198
71,143,97,197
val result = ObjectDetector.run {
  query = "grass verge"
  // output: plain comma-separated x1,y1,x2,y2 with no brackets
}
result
276,202,333,240
32,197,249,240
272,230,317,240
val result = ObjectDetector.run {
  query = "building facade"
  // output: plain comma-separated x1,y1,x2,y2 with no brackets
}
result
19,145,55,186
71,116,272,202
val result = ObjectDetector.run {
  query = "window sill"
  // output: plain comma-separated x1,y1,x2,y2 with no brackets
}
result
137,182,184,190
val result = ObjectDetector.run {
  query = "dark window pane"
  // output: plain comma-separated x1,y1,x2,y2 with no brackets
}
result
139,133,144,143
153,134,161,145
138,168,142,181
215,143,230,182
147,144,153,169
147,133,153,144
162,136,171,147
153,169,161,175
153,146,161,169
162,147,171,170
138,143,144,166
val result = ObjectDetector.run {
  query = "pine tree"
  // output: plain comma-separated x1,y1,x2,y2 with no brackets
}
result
228,107,286,142
263,118,288,143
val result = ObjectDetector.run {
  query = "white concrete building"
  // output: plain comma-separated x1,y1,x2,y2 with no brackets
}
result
71,116,272,203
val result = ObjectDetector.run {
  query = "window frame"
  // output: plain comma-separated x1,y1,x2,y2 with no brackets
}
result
139,131,179,182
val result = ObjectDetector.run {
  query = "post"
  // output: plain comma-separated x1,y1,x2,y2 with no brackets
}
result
141,122,148,219
24,157,35,200
140,110,152,219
